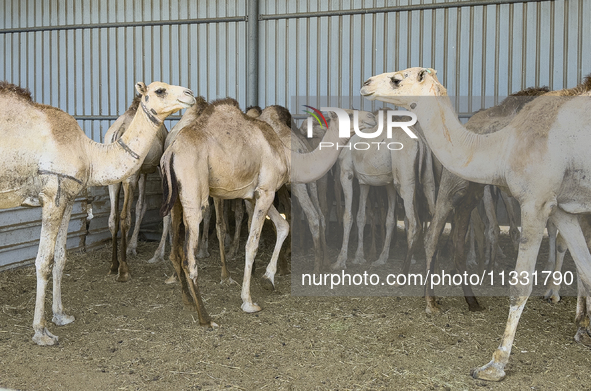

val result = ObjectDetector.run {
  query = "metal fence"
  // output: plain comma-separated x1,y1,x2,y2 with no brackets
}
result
0,0,588,269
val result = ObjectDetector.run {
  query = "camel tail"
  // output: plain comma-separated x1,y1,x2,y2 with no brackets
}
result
160,151,179,217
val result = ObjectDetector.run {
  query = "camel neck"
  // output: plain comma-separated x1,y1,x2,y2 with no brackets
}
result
413,96,507,186
289,120,346,183
85,105,162,186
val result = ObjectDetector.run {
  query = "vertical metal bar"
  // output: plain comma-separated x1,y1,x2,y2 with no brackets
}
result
507,3,513,94
521,2,527,90
549,1,554,89
481,4,487,108
442,7,448,88
455,7,460,107
563,0,569,87
246,0,259,107
535,1,540,87
577,0,583,84
468,5,474,113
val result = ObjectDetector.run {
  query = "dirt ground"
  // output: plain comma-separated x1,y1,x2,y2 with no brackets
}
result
1,225,591,391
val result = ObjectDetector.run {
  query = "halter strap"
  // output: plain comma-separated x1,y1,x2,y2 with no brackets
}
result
117,138,140,160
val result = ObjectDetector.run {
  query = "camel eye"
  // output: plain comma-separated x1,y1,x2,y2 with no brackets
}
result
390,77,401,88
155,88,166,96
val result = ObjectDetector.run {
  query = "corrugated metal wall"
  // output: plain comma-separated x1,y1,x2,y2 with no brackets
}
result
0,0,587,269
258,0,590,117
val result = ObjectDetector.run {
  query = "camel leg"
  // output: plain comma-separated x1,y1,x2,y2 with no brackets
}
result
543,232,567,304
241,190,276,312
500,190,520,252
367,188,379,261
466,214,478,268
483,186,500,270
398,183,420,276
276,186,291,275
471,209,486,272
471,201,552,381
308,181,329,271
291,183,324,272
169,202,193,307
260,204,290,290
32,193,69,346
333,167,354,270
424,187,455,314
373,185,397,266
51,202,75,326
128,173,147,256
451,196,485,312
117,180,135,282
108,183,121,275
148,214,170,264
353,184,370,265
176,182,216,327
197,199,211,258
545,220,558,272
227,199,244,259
550,211,591,348
213,198,235,284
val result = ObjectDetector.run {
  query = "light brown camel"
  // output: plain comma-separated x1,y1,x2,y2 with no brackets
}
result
332,109,436,271
149,102,262,269
148,97,211,266
0,80,194,345
362,67,591,381
105,95,168,281
418,87,549,314
159,98,351,325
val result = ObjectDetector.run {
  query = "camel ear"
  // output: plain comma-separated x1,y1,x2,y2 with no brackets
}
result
418,69,428,82
135,82,147,95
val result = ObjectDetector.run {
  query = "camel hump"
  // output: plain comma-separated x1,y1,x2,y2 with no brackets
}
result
0,81,33,102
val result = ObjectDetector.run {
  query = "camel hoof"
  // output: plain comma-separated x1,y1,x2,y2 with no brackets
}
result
574,327,591,348
126,248,137,256
202,321,219,328
52,313,75,326
543,288,561,304
352,256,367,265
220,277,238,286
371,259,387,267
425,304,442,315
117,273,130,282
470,361,506,382
241,302,262,313
196,250,210,259
165,274,178,284
32,328,59,346
147,255,164,264
261,274,275,291
331,262,346,271
469,303,486,312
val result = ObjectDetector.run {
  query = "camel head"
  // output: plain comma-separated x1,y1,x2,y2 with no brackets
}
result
360,67,445,109
135,81,196,123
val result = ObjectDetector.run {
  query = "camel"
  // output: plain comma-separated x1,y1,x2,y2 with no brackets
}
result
0,80,194,345
148,96,211,266
105,95,168,281
417,87,550,314
148,102,264,270
331,109,436,272
362,67,591,381
159,98,352,325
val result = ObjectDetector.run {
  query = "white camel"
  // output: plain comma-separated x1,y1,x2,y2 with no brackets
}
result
362,67,591,381
0,80,194,345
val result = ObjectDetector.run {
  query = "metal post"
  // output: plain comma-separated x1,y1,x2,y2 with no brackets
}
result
246,0,259,108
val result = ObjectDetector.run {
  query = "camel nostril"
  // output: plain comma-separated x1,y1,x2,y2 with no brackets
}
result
363,79,372,86
184,89,194,96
